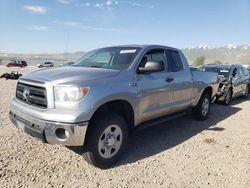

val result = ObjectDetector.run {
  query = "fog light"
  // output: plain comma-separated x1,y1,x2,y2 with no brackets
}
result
55,128,69,140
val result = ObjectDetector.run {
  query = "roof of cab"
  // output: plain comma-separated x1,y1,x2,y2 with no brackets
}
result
100,44,180,51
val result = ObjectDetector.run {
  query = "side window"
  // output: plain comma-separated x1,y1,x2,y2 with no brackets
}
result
166,50,184,72
237,67,243,76
242,67,249,76
139,49,167,71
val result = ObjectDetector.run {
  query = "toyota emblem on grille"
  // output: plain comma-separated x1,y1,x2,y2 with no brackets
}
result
23,89,30,101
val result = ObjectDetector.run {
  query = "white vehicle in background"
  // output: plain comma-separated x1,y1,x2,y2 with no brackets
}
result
37,62,54,68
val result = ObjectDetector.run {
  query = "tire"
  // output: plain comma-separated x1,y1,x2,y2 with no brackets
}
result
224,89,232,105
192,92,211,120
243,85,249,98
84,113,128,169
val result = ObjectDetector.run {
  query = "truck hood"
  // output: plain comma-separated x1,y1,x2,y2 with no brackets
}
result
22,67,121,85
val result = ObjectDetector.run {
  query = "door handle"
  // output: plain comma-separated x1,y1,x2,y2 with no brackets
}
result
165,77,174,82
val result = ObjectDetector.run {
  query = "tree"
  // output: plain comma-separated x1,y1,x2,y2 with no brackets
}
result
213,60,222,64
193,56,205,67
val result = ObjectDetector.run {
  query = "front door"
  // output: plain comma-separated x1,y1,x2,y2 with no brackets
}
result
137,48,174,124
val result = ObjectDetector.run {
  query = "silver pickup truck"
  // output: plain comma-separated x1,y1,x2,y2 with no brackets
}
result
10,45,219,168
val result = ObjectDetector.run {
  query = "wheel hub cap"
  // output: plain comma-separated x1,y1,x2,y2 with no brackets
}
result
202,98,209,116
98,125,123,159
105,134,115,147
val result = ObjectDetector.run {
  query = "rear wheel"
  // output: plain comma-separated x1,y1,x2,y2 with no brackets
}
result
84,113,128,169
192,92,211,120
224,89,232,105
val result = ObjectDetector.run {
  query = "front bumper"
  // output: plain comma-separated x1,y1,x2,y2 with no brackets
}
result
9,107,88,146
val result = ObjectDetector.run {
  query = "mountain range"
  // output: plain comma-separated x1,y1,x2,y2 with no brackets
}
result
182,44,250,65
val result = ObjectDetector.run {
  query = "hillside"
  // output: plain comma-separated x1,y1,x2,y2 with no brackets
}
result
182,44,250,65
0,52,85,66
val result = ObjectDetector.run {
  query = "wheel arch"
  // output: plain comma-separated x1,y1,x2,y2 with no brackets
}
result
87,99,135,136
202,86,213,99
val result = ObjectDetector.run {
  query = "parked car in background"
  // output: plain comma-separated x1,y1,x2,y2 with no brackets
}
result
248,69,250,84
59,61,75,67
37,62,54,68
10,45,219,168
5,60,27,68
200,64,249,105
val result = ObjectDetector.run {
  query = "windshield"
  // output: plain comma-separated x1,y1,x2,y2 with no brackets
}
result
200,67,231,78
74,47,141,70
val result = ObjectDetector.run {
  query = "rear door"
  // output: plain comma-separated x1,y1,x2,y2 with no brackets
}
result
239,67,248,94
232,67,243,96
165,49,193,112
136,48,174,123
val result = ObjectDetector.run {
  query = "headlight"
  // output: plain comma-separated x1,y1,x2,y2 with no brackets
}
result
54,86,89,102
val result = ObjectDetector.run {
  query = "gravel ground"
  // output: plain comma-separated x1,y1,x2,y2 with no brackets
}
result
0,66,250,188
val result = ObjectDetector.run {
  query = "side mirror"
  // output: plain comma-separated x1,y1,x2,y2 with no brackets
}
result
137,61,164,74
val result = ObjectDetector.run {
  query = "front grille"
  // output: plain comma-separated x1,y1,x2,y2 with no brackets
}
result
16,82,47,108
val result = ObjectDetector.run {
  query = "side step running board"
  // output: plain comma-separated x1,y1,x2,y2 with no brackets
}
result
135,111,187,131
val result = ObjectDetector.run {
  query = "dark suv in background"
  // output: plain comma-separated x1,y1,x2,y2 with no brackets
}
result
200,64,249,105
5,60,27,68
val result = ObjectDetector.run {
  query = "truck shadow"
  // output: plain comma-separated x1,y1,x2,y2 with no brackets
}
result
68,103,241,167
117,103,241,166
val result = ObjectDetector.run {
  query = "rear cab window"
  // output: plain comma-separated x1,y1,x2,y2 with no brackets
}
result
166,50,184,72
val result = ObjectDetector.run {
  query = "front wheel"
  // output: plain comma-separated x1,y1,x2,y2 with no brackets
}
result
224,89,232,105
192,93,211,120
84,113,128,169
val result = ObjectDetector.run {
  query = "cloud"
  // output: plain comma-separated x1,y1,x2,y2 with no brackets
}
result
74,2,91,7
75,1,118,10
94,3,104,7
85,2,91,7
28,25,48,31
53,20,123,32
106,0,113,6
64,21,81,27
105,0,119,7
130,2,142,7
128,1,157,9
57,0,73,4
23,5,47,14
80,26,122,32
53,20,81,27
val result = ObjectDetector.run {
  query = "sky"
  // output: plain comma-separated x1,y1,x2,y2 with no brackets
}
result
0,0,250,53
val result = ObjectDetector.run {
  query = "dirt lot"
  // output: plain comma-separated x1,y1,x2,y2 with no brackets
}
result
0,66,250,188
